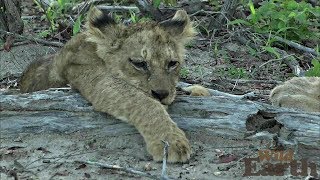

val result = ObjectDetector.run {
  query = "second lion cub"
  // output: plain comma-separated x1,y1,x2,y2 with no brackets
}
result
20,7,196,162
270,77,320,112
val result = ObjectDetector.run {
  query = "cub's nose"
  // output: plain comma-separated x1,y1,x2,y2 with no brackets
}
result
151,90,169,101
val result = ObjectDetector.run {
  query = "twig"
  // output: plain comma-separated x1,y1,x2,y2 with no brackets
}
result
250,54,296,76
0,41,30,51
48,87,72,91
177,82,257,100
222,79,282,84
161,141,170,180
257,54,295,69
135,0,164,21
0,30,64,47
72,0,116,13
273,47,304,76
267,34,319,57
75,160,160,179
208,0,240,31
234,31,304,77
189,10,218,17
97,5,139,12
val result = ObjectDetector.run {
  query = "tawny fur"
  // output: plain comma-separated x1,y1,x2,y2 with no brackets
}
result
270,77,320,112
183,85,211,96
19,7,197,162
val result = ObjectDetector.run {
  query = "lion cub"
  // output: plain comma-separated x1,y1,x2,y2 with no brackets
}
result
270,77,320,112
20,7,196,162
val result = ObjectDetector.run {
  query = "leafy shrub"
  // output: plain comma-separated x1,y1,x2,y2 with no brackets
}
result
235,0,320,42
34,0,83,36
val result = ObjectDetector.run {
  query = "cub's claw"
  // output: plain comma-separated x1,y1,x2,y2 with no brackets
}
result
147,129,191,163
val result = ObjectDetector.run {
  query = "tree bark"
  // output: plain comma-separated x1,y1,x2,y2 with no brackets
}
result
1,89,319,161
0,0,23,51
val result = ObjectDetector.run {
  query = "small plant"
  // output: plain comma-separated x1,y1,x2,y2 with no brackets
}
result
227,67,249,79
129,10,138,23
72,15,83,36
208,0,223,11
38,29,51,38
233,0,320,42
153,0,177,7
180,67,189,79
34,0,83,37
305,59,320,77
217,66,249,79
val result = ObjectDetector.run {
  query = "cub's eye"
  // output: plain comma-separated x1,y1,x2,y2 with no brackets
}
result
129,58,148,71
168,61,179,71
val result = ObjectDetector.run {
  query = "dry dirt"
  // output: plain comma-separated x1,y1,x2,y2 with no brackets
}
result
1,127,308,180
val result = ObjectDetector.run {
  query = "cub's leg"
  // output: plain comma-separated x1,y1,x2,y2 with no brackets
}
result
66,65,191,162
270,77,320,112
19,55,67,93
271,94,319,112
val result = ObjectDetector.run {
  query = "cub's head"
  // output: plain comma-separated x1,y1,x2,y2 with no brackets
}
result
85,7,195,105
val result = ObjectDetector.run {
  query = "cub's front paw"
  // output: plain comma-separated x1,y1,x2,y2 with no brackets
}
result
183,85,210,97
147,129,191,163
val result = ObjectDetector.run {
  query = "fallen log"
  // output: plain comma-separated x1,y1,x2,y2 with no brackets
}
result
0,89,319,179
1,89,319,151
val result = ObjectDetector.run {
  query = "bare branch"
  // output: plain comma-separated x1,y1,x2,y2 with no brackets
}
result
75,160,160,179
97,5,139,12
161,141,170,180
235,31,304,77
177,82,257,100
208,0,240,31
267,34,319,57
0,30,64,47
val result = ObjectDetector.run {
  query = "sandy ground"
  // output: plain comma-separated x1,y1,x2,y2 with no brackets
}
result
2,125,310,180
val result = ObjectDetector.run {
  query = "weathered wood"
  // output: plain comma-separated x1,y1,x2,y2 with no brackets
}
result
1,89,319,155
0,0,24,51
208,0,240,31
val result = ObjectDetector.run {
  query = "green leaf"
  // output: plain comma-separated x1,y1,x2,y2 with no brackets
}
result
305,59,320,77
180,68,189,78
248,46,257,57
38,30,51,38
153,0,161,8
277,21,286,30
73,15,82,36
58,0,66,7
276,26,297,34
164,0,176,6
248,0,257,23
287,2,296,10
263,46,280,59
130,10,138,23
228,19,251,26
295,13,307,23
288,12,296,18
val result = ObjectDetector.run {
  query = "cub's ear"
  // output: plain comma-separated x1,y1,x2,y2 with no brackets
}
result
86,6,115,30
159,10,196,43
85,7,122,57
85,6,119,41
